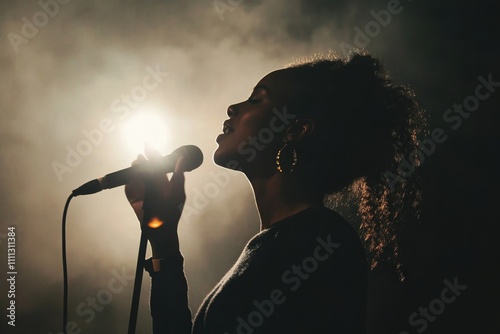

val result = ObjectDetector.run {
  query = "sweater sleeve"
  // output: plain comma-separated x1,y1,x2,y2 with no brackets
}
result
146,253,193,334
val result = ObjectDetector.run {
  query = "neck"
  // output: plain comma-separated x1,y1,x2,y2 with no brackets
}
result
249,172,320,230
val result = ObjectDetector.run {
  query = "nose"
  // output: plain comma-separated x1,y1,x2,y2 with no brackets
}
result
227,105,238,118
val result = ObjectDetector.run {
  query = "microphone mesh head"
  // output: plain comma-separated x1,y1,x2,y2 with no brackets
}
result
175,145,203,172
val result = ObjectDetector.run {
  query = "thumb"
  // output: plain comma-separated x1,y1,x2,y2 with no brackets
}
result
170,156,186,203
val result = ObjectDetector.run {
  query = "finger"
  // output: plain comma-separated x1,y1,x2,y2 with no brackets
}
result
145,144,162,162
142,168,170,209
171,156,186,200
127,153,151,185
144,145,168,186
131,154,147,166
170,172,186,205
135,142,165,179
142,177,163,213
125,154,147,203
131,201,144,222
125,179,145,202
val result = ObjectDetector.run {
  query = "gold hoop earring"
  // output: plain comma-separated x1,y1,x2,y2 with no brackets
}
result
276,144,298,173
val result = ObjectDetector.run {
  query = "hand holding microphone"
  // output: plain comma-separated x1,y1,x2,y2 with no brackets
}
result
125,146,189,258
72,144,203,258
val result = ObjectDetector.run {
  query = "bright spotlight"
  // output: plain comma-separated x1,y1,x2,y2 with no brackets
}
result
121,110,170,155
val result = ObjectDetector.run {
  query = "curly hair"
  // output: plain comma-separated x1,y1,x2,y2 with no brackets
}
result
284,51,427,280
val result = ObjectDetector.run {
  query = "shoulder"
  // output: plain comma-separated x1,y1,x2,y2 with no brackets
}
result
271,205,362,248
237,205,366,274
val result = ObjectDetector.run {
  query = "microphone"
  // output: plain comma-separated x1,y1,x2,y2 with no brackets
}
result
72,145,203,196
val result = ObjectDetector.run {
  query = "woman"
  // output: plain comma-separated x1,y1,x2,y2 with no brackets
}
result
125,52,425,333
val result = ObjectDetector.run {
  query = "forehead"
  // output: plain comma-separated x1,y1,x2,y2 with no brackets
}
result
254,69,303,102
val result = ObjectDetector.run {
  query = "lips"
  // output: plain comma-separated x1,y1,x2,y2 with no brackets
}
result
222,120,233,134
216,120,234,143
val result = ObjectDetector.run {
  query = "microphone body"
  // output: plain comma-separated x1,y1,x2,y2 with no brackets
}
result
72,145,203,196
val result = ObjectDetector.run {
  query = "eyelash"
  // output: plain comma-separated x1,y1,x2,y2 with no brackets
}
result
247,97,261,104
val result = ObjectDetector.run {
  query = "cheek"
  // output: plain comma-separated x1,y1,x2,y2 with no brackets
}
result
239,115,285,161
240,111,281,139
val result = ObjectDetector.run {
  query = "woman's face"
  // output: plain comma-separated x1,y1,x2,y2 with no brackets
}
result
213,69,300,177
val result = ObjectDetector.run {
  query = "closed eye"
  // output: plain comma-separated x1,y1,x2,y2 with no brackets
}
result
247,86,267,104
247,97,261,104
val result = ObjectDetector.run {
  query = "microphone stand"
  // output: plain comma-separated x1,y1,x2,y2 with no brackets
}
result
127,231,148,334
128,181,157,334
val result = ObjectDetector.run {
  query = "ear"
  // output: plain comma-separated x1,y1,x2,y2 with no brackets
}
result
284,118,315,142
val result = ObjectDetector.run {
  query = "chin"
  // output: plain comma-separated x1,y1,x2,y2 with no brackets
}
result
213,148,244,172
212,146,228,166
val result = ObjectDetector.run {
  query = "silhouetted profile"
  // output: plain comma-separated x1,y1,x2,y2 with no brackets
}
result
124,51,425,333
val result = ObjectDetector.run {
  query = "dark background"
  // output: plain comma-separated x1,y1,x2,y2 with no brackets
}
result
0,0,498,333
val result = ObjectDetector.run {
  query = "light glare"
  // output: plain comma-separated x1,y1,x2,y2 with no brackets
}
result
148,217,164,228
122,111,169,155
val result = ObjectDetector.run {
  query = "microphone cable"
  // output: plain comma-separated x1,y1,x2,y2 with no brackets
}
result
62,193,74,334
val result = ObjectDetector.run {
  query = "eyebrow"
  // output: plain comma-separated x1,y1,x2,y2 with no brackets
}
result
252,84,270,94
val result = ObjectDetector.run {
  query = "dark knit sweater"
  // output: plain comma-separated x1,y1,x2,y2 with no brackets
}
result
148,205,367,334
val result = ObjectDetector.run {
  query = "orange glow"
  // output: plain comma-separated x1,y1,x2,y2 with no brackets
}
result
147,217,164,228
